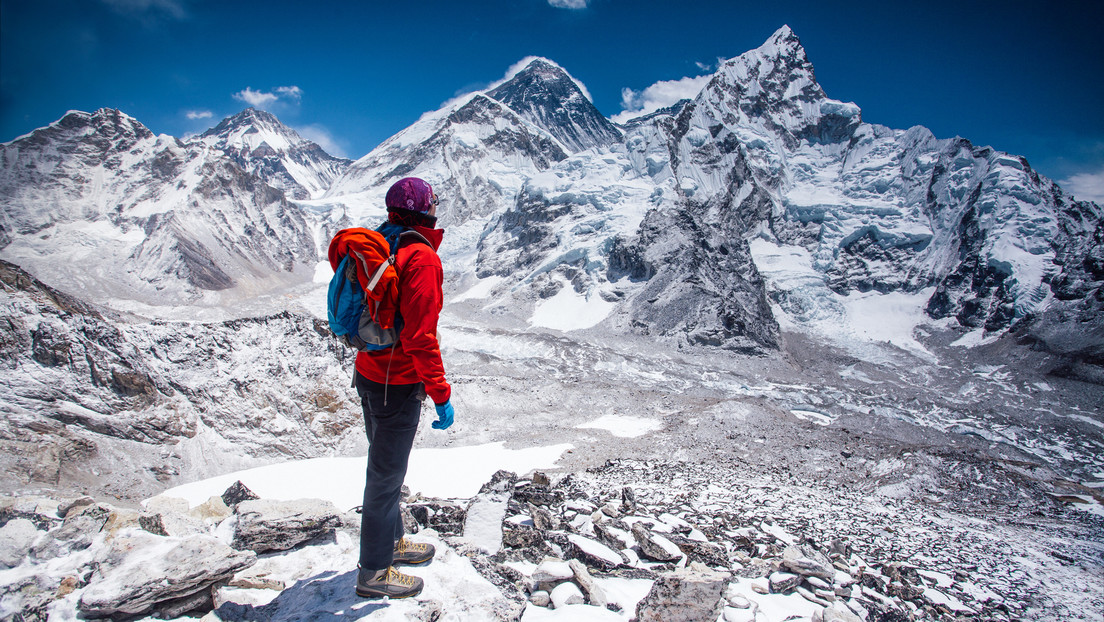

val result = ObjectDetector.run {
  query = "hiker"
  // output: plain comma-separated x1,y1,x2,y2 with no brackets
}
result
354,177,455,600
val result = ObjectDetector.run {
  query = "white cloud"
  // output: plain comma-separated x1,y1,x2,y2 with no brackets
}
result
1060,169,1104,204
275,86,302,102
233,86,301,110
611,74,712,124
548,0,589,8
295,124,348,159
185,110,212,120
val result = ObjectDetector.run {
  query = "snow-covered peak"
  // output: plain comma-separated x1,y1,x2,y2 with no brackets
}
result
193,108,349,200
486,57,621,153
198,108,303,154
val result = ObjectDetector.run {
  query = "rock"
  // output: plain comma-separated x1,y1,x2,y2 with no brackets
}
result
635,566,730,622
549,580,584,609
408,500,466,535
231,498,342,554
190,496,232,522
632,522,683,562
781,544,836,581
769,571,801,593
557,532,626,570
0,518,39,568
0,496,63,531
813,604,863,622
78,531,255,618
620,487,636,513
56,496,95,519
532,472,552,487
221,480,260,507
797,585,830,606
529,590,551,607
569,559,608,607
534,558,574,584
503,523,546,549
528,502,557,531
667,532,729,567
145,495,191,515
101,507,169,537
480,470,519,494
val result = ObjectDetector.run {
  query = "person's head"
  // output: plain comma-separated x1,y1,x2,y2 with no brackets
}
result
385,177,439,218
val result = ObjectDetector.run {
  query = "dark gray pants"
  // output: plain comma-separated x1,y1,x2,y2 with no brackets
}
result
355,373,424,571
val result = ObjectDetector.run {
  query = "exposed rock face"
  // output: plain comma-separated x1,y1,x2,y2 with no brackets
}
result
198,108,351,200
0,108,317,304
0,260,362,501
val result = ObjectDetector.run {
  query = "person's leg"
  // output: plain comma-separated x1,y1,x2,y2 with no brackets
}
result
355,375,424,572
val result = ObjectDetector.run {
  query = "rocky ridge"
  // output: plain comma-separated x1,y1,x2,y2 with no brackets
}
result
2,461,1099,621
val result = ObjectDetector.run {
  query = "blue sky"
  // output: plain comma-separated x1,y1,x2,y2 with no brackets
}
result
2,0,1103,201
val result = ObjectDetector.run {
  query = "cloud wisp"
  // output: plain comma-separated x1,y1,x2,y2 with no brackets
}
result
295,124,348,159
185,110,212,120
233,86,302,110
1060,169,1104,204
99,0,187,20
548,0,589,8
611,74,712,124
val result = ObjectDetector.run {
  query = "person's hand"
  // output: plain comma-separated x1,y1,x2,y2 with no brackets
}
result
432,401,454,430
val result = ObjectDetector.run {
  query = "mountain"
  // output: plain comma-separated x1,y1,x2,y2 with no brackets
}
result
0,108,317,312
197,108,350,201
469,26,1103,354
486,58,623,153
2,28,1100,357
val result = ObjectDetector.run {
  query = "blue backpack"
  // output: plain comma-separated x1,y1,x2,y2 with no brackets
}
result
326,223,430,351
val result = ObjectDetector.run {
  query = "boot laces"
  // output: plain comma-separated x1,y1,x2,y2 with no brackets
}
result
387,566,416,587
396,538,427,554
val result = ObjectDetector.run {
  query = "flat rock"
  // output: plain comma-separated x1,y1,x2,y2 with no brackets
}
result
232,498,342,553
78,531,255,618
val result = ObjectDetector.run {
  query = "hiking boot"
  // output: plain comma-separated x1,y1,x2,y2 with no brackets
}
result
355,566,423,599
393,538,435,566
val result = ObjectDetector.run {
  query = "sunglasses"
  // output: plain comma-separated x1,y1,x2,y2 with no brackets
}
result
431,194,439,206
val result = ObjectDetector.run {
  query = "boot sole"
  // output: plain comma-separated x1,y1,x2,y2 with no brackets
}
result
356,587,422,599
391,557,433,567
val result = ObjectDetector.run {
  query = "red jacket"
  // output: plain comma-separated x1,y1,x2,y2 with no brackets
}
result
354,225,451,405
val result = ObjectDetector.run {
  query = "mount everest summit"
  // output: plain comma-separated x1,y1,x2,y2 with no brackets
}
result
1,25,1101,489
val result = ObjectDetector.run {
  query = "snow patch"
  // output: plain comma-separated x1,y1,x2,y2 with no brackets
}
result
159,442,572,510
577,414,663,438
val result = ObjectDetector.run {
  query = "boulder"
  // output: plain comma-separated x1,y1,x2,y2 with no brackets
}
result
221,480,260,507
0,496,63,530
635,566,730,622
569,558,608,607
549,580,584,609
533,558,574,584
0,518,39,568
408,500,466,535
557,533,626,570
769,571,801,593
190,496,232,522
632,522,684,562
781,544,836,581
78,531,255,618
231,499,342,553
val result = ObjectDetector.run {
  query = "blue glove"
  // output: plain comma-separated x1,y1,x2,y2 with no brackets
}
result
432,400,454,430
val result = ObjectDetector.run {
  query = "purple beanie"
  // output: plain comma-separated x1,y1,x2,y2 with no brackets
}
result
385,177,436,213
